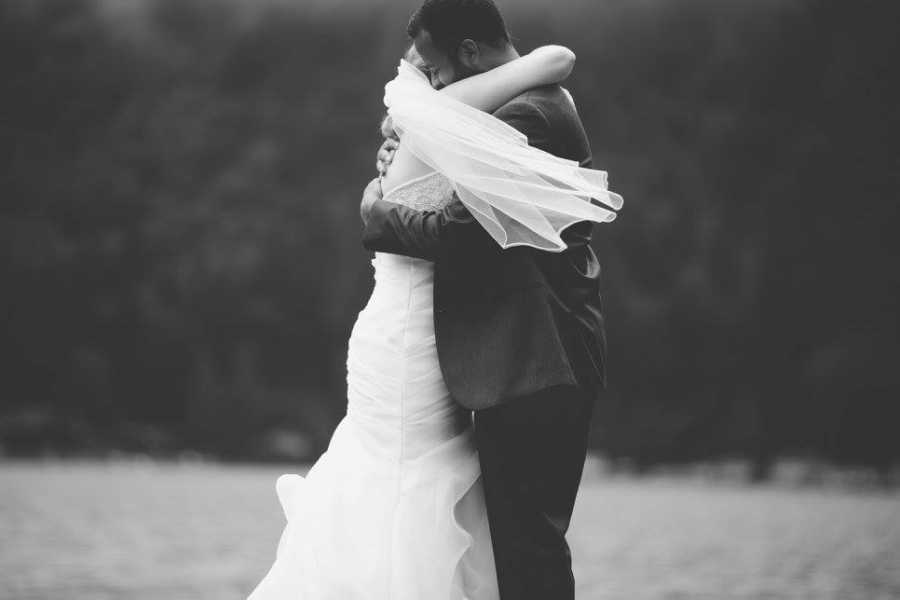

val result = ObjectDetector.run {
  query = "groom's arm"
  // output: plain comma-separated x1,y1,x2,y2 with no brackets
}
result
361,101,552,261
360,181,489,262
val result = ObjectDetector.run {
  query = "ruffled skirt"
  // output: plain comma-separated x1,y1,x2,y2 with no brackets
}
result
247,253,499,599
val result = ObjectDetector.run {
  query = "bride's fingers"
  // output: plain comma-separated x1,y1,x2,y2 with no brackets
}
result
377,141,398,174
380,115,395,139
381,138,399,154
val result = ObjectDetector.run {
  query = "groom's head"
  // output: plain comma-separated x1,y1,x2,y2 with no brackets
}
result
407,0,514,89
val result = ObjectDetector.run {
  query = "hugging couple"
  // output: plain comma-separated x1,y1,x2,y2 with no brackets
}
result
247,1,623,598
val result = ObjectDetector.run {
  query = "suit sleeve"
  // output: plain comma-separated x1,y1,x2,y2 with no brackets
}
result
360,101,553,261
361,194,492,262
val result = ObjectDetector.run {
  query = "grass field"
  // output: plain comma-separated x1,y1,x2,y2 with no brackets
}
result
1,460,898,600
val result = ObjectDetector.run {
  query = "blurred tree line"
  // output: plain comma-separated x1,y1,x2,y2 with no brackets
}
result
1,0,897,476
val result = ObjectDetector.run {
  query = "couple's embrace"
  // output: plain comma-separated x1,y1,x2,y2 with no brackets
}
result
247,1,623,598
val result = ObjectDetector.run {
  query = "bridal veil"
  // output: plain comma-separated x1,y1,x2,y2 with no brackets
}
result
384,59,624,252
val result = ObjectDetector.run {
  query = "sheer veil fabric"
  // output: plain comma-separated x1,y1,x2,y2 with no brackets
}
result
384,59,624,252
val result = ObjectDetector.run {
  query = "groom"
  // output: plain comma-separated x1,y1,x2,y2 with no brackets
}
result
361,1,606,598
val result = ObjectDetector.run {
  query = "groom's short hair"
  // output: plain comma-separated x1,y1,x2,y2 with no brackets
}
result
407,0,511,57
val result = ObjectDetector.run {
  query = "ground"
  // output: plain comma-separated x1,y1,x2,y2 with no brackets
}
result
1,460,898,599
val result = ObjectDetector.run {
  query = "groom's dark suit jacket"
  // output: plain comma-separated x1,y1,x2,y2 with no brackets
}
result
362,85,607,410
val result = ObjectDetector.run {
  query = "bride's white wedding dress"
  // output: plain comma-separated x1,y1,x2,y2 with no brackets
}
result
247,172,499,600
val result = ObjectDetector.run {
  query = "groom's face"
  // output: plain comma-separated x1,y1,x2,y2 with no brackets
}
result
412,30,479,90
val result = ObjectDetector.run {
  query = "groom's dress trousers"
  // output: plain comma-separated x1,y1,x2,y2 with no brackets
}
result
362,84,603,600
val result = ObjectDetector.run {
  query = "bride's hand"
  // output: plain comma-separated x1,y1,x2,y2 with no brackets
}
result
380,115,399,140
377,137,399,177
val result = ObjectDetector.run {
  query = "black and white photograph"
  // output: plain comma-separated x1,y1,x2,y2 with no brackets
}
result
1,0,898,598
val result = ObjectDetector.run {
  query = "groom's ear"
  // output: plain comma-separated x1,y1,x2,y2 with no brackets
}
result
456,39,481,71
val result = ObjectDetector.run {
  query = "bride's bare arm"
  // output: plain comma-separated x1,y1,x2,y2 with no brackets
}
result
440,45,575,112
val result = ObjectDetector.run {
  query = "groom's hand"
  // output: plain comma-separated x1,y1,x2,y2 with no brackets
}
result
360,177,383,225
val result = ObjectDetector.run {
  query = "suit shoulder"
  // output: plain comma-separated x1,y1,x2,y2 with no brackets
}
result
495,86,592,163
496,85,563,113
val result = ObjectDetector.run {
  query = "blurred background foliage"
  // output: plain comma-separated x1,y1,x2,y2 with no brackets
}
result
1,0,897,478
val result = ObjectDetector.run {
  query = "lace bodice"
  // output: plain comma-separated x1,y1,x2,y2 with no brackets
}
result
382,171,455,211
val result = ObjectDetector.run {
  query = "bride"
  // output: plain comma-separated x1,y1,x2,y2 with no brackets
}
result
247,45,596,600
